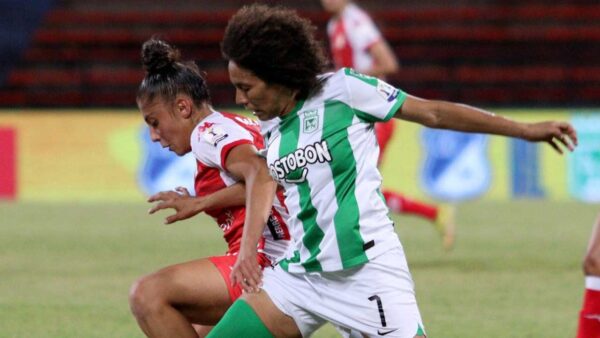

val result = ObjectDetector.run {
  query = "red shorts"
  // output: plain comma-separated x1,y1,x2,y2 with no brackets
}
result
208,253,272,302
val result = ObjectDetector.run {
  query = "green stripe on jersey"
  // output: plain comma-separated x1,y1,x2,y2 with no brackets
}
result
344,68,378,86
278,250,300,271
279,112,324,272
323,100,368,268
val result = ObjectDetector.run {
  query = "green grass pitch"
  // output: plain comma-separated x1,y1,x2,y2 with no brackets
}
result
0,200,597,337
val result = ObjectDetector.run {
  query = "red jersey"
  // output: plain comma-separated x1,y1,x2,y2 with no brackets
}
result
191,111,290,260
327,3,382,73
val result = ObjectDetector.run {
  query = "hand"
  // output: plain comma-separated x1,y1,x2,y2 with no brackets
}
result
148,187,204,224
523,121,578,154
230,247,262,293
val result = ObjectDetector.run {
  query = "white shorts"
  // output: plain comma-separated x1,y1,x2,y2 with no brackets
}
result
262,247,425,338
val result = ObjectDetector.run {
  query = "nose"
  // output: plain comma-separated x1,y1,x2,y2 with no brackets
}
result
149,127,160,142
235,89,248,105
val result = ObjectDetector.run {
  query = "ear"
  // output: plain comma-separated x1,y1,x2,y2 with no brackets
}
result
174,95,193,119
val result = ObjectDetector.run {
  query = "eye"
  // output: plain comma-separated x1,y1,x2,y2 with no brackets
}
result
236,84,250,93
148,119,158,128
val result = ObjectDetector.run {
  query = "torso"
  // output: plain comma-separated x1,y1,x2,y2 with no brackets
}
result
264,68,406,273
327,3,382,72
191,111,290,260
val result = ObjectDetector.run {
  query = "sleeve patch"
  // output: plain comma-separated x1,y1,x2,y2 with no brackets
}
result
198,122,229,146
377,80,400,102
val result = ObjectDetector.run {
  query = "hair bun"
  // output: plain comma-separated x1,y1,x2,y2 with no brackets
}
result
141,38,181,74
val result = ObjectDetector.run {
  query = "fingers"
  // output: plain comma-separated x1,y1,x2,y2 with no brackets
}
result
554,134,571,153
552,123,577,153
231,262,263,293
175,186,191,197
165,213,182,224
148,201,173,214
560,123,578,149
148,191,173,203
547,139,563,154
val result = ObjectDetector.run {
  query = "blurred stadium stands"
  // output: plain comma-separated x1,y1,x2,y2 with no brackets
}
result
0,0,598,107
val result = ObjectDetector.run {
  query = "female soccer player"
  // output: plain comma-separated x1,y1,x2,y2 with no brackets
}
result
128,38,290,337
577,213,600,337
207,4,578,338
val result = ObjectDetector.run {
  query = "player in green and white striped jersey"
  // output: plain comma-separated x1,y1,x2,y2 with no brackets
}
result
208,5,578,338
263,67,405,273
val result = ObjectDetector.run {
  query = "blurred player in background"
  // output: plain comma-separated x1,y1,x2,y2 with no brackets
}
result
207,4,577,338
321,0,455,250
577,213,600,338
128,38,290,338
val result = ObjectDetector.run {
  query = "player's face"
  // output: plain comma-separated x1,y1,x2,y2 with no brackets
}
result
320,0,348,14
138,97,192,156
228,61,297,121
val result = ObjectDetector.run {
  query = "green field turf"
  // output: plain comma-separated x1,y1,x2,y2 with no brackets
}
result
0,200,597,337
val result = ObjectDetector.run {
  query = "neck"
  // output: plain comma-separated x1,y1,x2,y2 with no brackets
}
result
192,102,214,125
279,91,300,117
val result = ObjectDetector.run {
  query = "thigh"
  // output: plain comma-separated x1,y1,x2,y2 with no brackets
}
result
325,248,425,338
146,257,232,325
587,214,600,257
260,266,327,337
242,289,303,338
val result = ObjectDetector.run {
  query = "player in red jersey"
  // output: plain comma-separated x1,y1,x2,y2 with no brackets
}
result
577,213,600,338
321,0,455,250
128,38,290,338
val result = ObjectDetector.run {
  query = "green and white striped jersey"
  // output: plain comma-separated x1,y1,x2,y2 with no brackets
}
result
264,68,407,273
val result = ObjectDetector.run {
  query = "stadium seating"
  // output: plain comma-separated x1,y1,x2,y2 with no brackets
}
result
0,0,598,107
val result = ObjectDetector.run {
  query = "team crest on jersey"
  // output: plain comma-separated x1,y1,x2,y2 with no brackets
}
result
302,109,319,134
199,122,228,146
377,80,399,102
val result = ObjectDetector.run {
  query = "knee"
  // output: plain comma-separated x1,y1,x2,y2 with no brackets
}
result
583,253,600,276
129,274,165,318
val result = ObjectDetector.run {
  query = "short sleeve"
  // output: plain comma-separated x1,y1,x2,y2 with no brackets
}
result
191,119,254,171
342,68,406,122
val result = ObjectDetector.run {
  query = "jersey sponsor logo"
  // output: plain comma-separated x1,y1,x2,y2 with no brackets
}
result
200,122,229,146
269,140,332,183
376,81,399,102
266,214,287,240
302,109,319,134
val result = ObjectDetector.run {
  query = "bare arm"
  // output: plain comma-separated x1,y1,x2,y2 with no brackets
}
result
147,183,247,224
225,143,277,293
363,40,399,78
395,95,578,154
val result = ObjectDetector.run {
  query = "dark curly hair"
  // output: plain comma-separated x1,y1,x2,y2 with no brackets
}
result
137,38,210,106
221,4,327,100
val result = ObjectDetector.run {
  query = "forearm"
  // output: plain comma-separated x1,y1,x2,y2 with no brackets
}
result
399,97,529,139
434,101,528,138
200,183,246,211
240,165,276,251
362,40,399,79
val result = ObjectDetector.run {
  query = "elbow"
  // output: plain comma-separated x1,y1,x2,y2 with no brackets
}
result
421,104,444,129
389,60,400,74
382,60,399,76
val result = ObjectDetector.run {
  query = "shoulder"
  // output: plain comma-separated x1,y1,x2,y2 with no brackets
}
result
191,112,250,148
344,3,374,26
